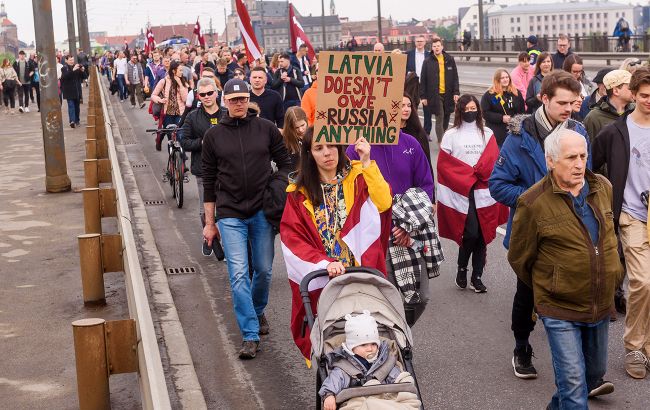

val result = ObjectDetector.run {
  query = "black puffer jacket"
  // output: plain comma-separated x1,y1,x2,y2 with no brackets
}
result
419,51,459,115
180,106,221,176
202,108,292,220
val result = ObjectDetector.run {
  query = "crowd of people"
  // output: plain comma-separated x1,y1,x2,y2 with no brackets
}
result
12,30,646,408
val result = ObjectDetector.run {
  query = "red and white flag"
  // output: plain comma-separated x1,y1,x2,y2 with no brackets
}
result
289,3,315,62
145,27,156,54
436,136,509,247
280,179,391,361
235,0,262,62
193,18,205,47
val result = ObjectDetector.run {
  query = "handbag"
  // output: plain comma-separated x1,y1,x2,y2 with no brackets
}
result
151,78,166,118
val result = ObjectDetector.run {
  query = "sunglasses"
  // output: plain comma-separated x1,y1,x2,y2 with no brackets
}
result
228,97,249,104
629,60,641,67
198,90,215,97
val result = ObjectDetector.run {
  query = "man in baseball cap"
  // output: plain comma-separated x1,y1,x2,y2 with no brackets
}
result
201,77,291,359
584,69,635,141
590,67,616,108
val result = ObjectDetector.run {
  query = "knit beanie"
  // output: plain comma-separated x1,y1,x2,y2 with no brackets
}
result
344,310,380,351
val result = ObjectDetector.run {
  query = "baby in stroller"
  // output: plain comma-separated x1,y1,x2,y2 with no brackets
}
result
319,310,421,410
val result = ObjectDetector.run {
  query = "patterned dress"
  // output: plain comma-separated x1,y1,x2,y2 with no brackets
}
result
167,83,180,115
314,178,355,267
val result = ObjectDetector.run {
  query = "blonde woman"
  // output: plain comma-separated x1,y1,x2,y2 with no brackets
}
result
480,68,525,146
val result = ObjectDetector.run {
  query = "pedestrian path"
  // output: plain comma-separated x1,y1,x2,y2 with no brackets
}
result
0,95,139,408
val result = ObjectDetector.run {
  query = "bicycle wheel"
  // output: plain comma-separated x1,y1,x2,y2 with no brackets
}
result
174,150,183,208
168,153,176,198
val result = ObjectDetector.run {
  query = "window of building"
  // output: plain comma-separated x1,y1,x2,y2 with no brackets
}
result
473,14,477,19
544,15,549,21
552,25,556,30
537,16,541,22
517,17,520,23
596,13,600,18
582,23,586,28
511,27,514,33
604,13,608,18
518,26,521,32
574,14,578,20
545,25,549,31
560,15,564,21
511,17,514,23
582,14,586,19
552,15,556,21
529,16,534,22
589,23,593,28
622,12,625,17
537,25,541,31
616,12,619,17
589,13,593,19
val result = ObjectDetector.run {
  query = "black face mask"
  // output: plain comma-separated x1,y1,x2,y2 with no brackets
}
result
462,111,478,123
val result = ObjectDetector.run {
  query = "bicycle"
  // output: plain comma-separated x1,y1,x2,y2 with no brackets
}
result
146,124,187,208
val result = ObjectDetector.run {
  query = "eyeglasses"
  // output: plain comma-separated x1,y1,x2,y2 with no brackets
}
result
228,97,249,104
198,90,215,97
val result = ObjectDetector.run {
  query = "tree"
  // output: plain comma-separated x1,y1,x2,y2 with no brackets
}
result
0,52,16,64
431,24,458,42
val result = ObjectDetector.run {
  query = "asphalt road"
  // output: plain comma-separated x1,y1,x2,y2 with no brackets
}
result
110,83,648,409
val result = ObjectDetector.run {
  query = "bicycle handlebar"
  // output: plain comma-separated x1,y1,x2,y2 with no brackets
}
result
146,128,174,133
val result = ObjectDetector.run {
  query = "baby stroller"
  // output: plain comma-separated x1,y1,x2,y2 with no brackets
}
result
300,267,424,409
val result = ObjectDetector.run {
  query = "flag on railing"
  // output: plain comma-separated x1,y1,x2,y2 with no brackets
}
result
289,3,315,62
193,18,205,47
235,0,262,62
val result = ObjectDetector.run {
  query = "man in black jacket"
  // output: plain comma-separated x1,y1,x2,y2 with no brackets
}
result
271,52,304,112
419,38,459,143
13,51,35,113
249,66,284,128
592,68,650,380
202,78,292,360
60,55,85,127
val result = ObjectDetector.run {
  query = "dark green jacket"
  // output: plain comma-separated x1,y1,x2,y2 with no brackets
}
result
583,97,634,141
508,170,624,323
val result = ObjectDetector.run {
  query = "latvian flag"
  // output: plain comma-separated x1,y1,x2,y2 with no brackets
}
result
436,136,509,247
280,177,391,362
235,0,263,63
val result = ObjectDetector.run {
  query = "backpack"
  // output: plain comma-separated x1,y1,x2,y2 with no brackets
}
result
620,20,630,32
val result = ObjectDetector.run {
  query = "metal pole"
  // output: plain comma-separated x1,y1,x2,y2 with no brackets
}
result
377,0,382,44
287,1,291,52
477,0,484,52
32,0,72,193
260,0,265,48
65,0,77,60
72,318,110,410
321,0,327,49
224,7,229,45
82,188,101,234
76,0,90,54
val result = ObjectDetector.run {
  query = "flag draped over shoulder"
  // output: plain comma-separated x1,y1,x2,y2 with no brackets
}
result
235,0,262,63
436,137,509,247
280,178,390,360
289,3,316,62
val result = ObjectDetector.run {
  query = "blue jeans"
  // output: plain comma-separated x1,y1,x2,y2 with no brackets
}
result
217,210,275,341
116,74,127,100
66,98,80,124
541,316,609,410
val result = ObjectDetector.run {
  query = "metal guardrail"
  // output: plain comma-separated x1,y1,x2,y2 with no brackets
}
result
74,68,171,409
447,50,648,66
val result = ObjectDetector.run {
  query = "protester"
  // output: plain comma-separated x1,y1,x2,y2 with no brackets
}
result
373,42,385,53
125,53,146,109
489,71,589,380
420,37,460,142
584,69,635,141
525,35,542,66
194,51,216,80
508,129,623,406
407,35,431,135
215,57,233,90
180,77,221,241
13,51,35,113
511,51,535,103
614,17,633,52
113,51,128,102
481,68,526,146
202,78,292,359
562,54,593,121
401,93,432,171
271,52,304,111
233,67,247,82
589,67,615,109
151,60,189,150
249,66,284,127
551,34,573,69
438,95,505,293
291,44,312,93
60,55,85,128
301,64,318,126
280,129,392,360
281,106,308,170
145,50,166,92
525,52,553,114
620,57,643,74
0,58,19,114
31,57,40,112
592,68,650,380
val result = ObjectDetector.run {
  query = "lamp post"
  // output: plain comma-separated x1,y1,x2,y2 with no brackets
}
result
377,0,382,43
321,0,327,49
477,0,484,51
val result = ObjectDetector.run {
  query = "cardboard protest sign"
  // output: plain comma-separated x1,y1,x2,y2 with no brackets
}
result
314,51,407,145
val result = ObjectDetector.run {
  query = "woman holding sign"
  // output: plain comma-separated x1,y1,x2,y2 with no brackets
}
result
279,132,392,360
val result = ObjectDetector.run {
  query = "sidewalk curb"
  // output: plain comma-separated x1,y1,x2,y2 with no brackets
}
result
104,92,207,409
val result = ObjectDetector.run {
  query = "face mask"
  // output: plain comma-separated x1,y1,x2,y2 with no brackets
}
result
462,111,478,123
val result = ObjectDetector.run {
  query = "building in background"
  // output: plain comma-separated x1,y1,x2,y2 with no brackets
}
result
487,1,638,38
458,0,502,40
264,15,341,52
0,1,19,57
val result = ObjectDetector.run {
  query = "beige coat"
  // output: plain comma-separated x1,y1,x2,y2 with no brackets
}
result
0,66,20,85
151,75,188,115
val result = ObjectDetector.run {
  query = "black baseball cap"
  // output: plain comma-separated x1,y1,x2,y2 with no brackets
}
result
592,67,615,84
527,35,538,44
223,79,250,100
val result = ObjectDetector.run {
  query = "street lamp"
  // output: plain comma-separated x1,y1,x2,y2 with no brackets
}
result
321,0,327,49
477,0,484,51
377,0,382,43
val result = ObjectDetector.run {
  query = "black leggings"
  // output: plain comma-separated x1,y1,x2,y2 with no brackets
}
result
3,85,16,108
457,189,487,275
512,278,536,342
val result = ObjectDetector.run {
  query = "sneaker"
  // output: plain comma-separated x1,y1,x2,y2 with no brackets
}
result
140,102,146,108
512,345,538,379
201,239,213,257
588,380,614,398
238,340,259,360
625,350,648,379
18,106,23,113
131,104,136,108
70,122,75,128
213,240,225,261
258,314,270,335
470,276,487,293
24,107,30,113
455,267,468,289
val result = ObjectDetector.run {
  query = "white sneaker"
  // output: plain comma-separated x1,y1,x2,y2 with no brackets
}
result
24,107,30,113
18,106,24,113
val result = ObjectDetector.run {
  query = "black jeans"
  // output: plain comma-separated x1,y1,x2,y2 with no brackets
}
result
512,278,536,342
2,84,16,108
17,83,30,107
32,82,40,109
457,190,486,275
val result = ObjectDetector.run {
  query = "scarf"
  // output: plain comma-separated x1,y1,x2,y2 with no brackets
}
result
534,105,569,144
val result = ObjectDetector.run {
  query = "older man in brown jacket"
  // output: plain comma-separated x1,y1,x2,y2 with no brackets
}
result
508,129,624,408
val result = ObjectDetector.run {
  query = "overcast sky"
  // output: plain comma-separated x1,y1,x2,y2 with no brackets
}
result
8,0,572,44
